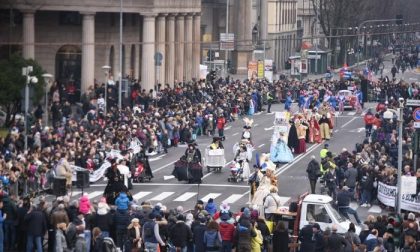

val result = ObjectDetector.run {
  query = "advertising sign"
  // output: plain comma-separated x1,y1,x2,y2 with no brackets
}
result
248,61,258,79
264,59,273,82
257,60,264,79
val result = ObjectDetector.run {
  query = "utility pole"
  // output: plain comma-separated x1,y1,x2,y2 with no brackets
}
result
396,101,404,214
225,0,229,76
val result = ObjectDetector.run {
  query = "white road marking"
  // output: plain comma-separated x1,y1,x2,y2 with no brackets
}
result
87,191,103,199
201,193,221,202
153,160,177,172
258,144,265,148
163,175,175,180
368,205,382,213
149,192,175,201
340,117,357,128
232,133,239,136
133,191,152,200
254,124,259,127
225,126,232,130
275,142,321,177
222,194,245,204
94,182,249,188
347,111,356,116
264,126,274,131
174,192,198,202
71,191,82,197
149,154,166,162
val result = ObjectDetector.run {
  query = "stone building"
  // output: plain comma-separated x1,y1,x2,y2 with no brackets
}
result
201,0,299,74
0,0,201,94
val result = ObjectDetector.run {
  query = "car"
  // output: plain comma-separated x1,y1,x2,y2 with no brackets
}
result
337,90,356,110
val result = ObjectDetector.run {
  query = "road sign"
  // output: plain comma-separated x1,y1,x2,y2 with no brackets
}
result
413,108,420,121
154,52,163,66
406,99,420,106
220,33,235,51
414,122,420,128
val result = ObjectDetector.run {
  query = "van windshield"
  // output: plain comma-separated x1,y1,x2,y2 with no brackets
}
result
329,205,346,222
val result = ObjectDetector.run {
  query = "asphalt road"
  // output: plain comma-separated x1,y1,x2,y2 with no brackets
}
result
42,57,420,221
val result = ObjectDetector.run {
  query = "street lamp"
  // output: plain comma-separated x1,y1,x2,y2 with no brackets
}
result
41,73,53,126
102,65,111,116
22,66,38,152
396,99,405,214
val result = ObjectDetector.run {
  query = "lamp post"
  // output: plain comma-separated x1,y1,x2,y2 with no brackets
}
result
396,100,405,214
102,65,111,116
22,66,38,152
41,73,53,127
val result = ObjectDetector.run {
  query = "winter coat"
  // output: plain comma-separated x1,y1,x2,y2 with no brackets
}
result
344,168,358,188
169,221,193,247
250,228,263,252
219,221,235,242
272,230,289,252
299,225,315,252
205,202,217,216
364,234,378,251
327,232,346,252
192,223,206,252
78,195,91,215
24,209,48,237
55,229,68,252
115,192,130,211
307,160,321,180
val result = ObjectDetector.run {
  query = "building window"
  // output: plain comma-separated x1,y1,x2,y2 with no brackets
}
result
0,10,22,25
59,12,81,26
110,13,115,26
131,13,137,26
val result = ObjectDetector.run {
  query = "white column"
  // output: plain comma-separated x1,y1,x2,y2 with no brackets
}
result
125,44,131,77
141,13,156,92
22,10,35,59
166,14,176,86
175,14,185,82
184,14,193,81
156,14,166,85
81,12,95,94
192,13,201,79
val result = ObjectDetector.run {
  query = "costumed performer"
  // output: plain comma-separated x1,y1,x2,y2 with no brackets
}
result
270,136,294,163
242,117,253,145
132,148,154,181
210,137,224,150
103,157,133,205
284,92,293,111
309,115,322,143
234,141,251,181
172,141,203,183
319,113,331,140
251,164,278,207
295,119,308,154
287,119,299,153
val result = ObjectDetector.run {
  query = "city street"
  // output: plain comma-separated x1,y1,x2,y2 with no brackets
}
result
41,57,420,220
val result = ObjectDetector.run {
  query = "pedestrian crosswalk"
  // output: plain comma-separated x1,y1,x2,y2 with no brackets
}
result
44,190,269,207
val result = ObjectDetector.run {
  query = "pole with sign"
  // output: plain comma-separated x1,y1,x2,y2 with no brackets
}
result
413,106,420,170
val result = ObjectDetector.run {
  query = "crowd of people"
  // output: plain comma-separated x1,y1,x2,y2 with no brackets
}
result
0,54,419,251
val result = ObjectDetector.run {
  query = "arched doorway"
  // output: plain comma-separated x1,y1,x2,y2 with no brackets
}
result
55,45,81,93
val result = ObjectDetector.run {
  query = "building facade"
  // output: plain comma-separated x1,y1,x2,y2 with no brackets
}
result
0,0,201,94
201,0,299,74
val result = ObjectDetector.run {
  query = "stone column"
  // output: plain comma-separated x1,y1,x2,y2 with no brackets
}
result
166,14,176,86
156,14,166,85
81,12,95,94
234,0,253,74
125,44,131,77
134,44,140,80
22,10,35,59
192,13,201,79
175,14,185,82
260,0,268,42
184,14,193,81
141,13,156,92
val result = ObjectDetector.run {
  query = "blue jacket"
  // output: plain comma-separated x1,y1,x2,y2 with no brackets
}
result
364,234,378,251
285,96,292,110
115,192,130,211
205,202,217,216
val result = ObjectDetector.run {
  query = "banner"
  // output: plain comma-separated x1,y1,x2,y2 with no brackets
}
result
264,59,273,82
257,60,264,79
377,182,420,213
300,59,308,74
248,61,258,79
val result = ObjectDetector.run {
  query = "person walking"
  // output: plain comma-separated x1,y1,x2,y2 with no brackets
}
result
306,156,321,194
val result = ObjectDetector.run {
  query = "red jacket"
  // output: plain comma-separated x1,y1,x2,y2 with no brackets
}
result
219,222,235,242
216,117,226,130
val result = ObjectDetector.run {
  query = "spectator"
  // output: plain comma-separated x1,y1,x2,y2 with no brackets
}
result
75,226,88,252
24,203,48,252
364,229,379,251
326,224,347,251
127,218,142,251
203,220,222,251
235,208,256,252
142,213,165,252
299,223,314,252
168,214,192,251
250,220,263,252
114,207,130,249
192,214,207,252
55,222,69,252
93,200,113,238
306,155,321,194
218,211,235,252
273,221,289,252
205,198,217,217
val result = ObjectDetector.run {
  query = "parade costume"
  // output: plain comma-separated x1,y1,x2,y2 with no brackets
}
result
172,142,203,183
103,159,133,205
270,138,294,163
